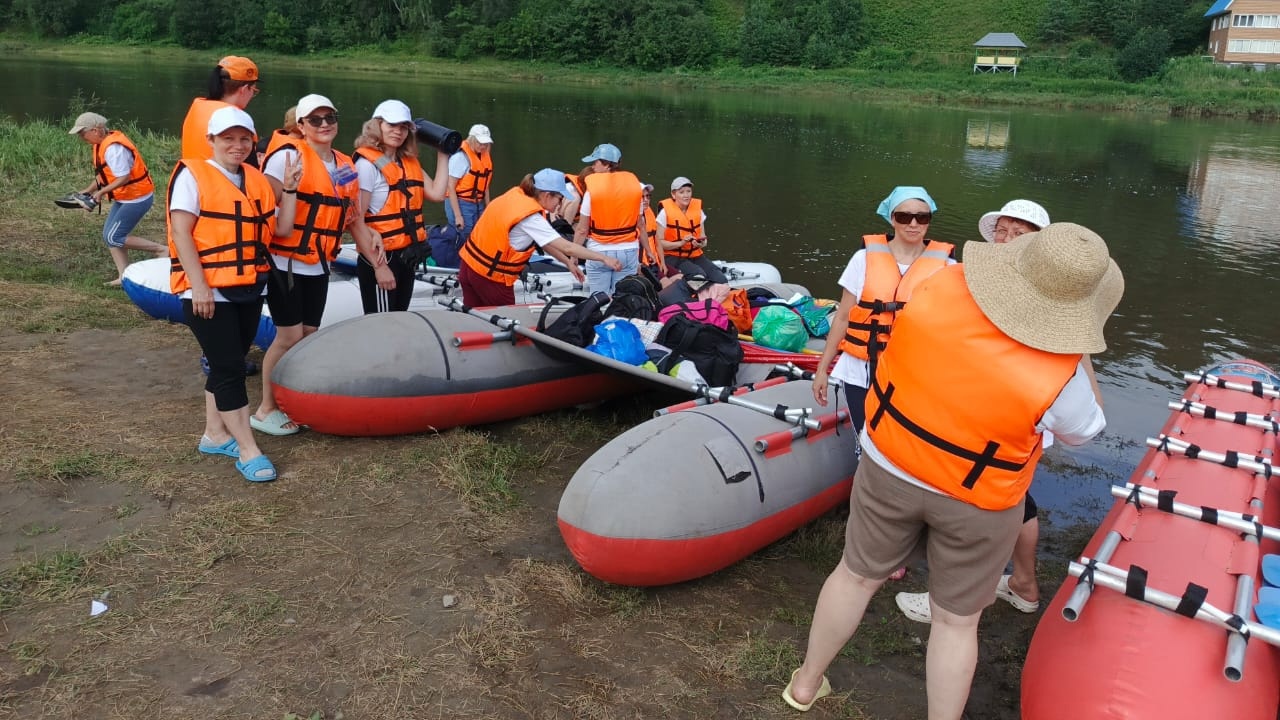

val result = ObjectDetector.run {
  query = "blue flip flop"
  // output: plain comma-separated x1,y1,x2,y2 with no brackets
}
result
197,436,239,458
1255,588,1280,629
235,454,277,483
1264,554,1280,587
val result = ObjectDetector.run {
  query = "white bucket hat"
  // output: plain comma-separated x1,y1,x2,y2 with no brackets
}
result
962,223,1124,354
979,199,1051,242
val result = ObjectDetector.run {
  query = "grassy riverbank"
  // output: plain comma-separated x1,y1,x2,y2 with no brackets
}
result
8,36,1280,119
0,116,1079,717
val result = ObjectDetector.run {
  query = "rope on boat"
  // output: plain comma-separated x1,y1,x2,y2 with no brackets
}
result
1185,372,1280,399
1148,435,1274,479
1171,400,1280,435
1112,483,1277,542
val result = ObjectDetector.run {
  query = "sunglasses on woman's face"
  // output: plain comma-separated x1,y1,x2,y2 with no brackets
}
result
303,113,339,127
892,211,933,225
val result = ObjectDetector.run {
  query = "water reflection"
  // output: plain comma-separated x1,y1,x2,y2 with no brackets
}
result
963,118,1010,174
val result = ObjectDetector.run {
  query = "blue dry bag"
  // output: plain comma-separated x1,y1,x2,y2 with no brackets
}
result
587,318,647,365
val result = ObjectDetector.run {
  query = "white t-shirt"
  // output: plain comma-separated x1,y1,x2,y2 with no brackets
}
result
355,154,390,215
264,148,332,276
168,160,265,301
831,248,956,389
508,212,563,252
653,207,708,237
447,151,470,181
861,362,1103,494
103,143,152,204
579,180,647,252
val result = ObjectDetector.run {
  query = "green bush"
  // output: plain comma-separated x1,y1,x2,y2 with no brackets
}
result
262,10,300,53
1115,25,1170,82
109,0,172,42
12,0,91,36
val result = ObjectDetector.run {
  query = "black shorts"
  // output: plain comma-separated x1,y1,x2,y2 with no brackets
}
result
1023,492,1038,524
265,265,329,328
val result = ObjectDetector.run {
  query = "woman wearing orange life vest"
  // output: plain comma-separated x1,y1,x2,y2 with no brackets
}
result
572,143,646,294
68,112,167,286
251,94,368,436
351,99,451,314
657,176,727,284
812,186,954,437
446,124,494,240
180,56,260,163
167,106,300,483
459,169,621,308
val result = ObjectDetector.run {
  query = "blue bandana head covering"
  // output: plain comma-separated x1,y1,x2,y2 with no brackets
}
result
876,186,938,225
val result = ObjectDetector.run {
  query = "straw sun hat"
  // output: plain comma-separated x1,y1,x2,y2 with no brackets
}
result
962,223,1124,355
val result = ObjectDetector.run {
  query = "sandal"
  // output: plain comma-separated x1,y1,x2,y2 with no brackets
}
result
781,668,831,712
895,591,933,624
235,454,277,483
996,575,1039,613
197,435,239,458
250,409,300,436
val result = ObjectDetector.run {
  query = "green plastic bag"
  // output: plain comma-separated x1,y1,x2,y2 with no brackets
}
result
752,305,808,352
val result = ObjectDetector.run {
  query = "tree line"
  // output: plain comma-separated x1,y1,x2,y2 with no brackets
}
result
5,0,1213,80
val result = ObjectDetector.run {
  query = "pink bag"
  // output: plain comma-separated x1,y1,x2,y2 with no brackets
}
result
658,299,732,331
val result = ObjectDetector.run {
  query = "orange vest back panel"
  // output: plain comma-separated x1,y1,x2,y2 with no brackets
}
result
641,206,661,266
460,186,544,286
865,265,1081,510
166,160,276,293
94,130,154,202
659,197,704,258
355,147,426,252
585,171,641,244
839,235,953,363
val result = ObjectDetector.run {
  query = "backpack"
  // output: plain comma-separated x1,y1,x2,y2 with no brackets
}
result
607,273,660,321
657,299,731,331
426,224,463,268
536,292,611,359
655,314,743,387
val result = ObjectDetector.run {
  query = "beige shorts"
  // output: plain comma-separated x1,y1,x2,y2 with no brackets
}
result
843,455,1024,616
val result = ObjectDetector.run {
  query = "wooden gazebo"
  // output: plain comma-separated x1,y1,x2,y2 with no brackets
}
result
973,32,1027,74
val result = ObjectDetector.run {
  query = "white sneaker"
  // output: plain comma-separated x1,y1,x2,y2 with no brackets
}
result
995,574,1040,613
895,591,932,624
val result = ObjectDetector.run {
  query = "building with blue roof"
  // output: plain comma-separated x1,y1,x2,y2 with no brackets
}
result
1205,0,1280,68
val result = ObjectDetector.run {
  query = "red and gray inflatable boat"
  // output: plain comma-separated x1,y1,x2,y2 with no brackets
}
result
1022,360,1280,719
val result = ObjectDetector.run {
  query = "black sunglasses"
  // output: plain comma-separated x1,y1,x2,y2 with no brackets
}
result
892,211,933,225
303,113,339,127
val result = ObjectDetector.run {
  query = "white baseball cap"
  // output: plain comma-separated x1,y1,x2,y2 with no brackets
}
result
207,106,256,136
297,94,337,121
371,99,412,125
670,176,693,191
469,124,493,144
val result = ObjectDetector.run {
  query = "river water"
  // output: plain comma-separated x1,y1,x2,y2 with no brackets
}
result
9,55,1280,525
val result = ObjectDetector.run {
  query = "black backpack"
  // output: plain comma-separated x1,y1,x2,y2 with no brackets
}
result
655,314,743,387
608,273,660,321
536,292,611,359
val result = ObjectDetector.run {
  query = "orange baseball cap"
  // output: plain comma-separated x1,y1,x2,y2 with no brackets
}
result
218,56,259,82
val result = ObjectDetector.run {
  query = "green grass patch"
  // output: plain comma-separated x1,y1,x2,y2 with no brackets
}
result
0,549,90,611
733,632,800,682
425,430,536,512
14,448,131,482
839,615,923,666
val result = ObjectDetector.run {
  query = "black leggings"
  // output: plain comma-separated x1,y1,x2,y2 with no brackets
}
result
356,249,417,313
669,255,728,284
184,298,263,412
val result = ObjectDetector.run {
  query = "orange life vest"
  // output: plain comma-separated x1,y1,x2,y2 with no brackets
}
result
865,265,1081,511
263,140,358,267
354,147,426,252
838,235,953,364
263,129,299,158
166,160,276,293
659,197,704,259
584,171,642,245
93,130,153,202
459,187,544,286
454,143,493,203
566,172,585,198
640,206,662,266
